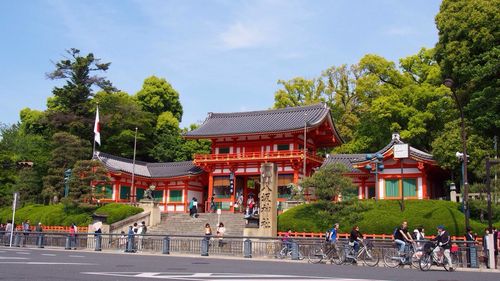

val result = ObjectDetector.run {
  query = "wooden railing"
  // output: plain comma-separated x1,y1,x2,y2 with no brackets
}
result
15,225,89,233
194,150,324,163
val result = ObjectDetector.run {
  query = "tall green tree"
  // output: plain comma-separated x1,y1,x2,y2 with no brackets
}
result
435,0,500,137
42,132,91,203
46,48,116,139
93,91,154,159
274,77,324,108
135,76,183,122
0,123,51,205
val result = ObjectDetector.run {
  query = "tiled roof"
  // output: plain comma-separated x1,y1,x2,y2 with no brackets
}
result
95,151,203,178
184,103,337,138
322,135,435,170
322,154,366,173
372,138,434,161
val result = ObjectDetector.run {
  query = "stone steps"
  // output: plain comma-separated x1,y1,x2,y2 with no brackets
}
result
149,213,246,236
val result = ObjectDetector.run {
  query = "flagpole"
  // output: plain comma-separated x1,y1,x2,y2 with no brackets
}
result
131,127,138,204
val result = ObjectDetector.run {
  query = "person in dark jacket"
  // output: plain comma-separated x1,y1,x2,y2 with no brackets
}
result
431,225,453,271
349,225,363,255
465,227,476,267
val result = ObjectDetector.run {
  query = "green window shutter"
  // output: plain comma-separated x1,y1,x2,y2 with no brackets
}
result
136,188,144,200
169,190,183,202
120,186,130,200
385,179,399,197
403,179,417,197
104,185,113,199
152,190,163,200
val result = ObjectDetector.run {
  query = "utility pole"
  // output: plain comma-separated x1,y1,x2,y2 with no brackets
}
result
444,78,470,230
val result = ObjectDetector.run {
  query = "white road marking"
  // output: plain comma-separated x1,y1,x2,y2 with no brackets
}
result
41,254,56,256
81,272,391,281
16,252,31,255
68,255,85,258
0,262,96,265
0,257,29,260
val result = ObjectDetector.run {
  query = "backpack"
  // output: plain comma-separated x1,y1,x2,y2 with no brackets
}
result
325,230,331,242
392,227,399,239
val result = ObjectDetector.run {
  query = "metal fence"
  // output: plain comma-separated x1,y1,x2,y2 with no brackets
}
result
0,231,494,270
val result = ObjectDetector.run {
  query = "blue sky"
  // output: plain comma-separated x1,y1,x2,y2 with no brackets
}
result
0,0,441,128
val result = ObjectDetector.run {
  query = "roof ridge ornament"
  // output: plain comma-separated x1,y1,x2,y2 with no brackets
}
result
392,132,401,142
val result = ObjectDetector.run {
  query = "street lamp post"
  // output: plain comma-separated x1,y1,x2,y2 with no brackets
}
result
303,113,307,178
444,78,470,229
364,153,384,201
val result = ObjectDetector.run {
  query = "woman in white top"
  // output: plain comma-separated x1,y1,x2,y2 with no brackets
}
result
217,222,226,247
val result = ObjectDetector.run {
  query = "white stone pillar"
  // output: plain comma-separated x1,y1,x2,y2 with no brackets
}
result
378,179,384,199
417,177,423,199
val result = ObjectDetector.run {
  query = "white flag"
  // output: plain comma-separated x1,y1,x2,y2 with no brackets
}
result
94,106,101,146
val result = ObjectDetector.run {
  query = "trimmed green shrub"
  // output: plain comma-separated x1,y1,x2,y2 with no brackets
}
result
278,199,495,236
0,203,143,226
94,203,143,224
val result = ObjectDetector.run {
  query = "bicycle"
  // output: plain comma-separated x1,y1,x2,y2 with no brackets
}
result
419,241,459,272
383,241,420,268
308,241,344,265
277,241,304,260
342,239,380,267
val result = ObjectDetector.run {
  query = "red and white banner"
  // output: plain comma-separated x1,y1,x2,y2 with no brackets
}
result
94,106,101,146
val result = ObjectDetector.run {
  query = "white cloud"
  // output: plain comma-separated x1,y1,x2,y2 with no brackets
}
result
220,22,269,49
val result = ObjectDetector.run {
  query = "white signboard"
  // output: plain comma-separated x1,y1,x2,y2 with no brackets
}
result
393,144,409,159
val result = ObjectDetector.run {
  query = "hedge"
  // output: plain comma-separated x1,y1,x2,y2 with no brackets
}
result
278,199,497,236
0,203,143,226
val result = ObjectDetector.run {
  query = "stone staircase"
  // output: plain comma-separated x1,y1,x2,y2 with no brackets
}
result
148,213,246,236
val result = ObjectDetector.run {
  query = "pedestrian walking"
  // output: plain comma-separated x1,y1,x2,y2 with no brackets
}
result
22,220,30,247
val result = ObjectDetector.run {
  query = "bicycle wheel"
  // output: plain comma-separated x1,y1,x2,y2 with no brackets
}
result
330,247,345,265
362,247,380,267
419,253,432,271
277,247,287,259
383,248,401,268
308,245,325,264
411,250,422,269
443,252,459,271
298,250,305,260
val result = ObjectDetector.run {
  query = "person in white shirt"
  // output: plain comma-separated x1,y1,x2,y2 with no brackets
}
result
216,222,226,247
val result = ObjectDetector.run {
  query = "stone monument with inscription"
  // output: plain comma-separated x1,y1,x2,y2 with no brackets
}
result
243,163,277,237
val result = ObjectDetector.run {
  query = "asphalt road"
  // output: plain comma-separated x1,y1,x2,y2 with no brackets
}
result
0,247,498,281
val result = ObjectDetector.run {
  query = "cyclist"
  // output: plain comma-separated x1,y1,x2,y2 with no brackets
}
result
282,229,293,252
329,223,339,245
349,225,363,255
394,221,414,255
431,225,453,271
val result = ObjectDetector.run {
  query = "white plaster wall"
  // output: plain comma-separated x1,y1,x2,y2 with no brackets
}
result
380,168,420,174
187,190,203,205
379,179,384,199
417,177,423,199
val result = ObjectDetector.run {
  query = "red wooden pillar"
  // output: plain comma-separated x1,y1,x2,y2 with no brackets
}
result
293,168,300,185
183,180,189,213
